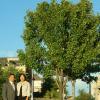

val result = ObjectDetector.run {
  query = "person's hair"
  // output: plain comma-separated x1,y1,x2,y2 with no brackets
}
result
8,73,15,78
19,73,26,81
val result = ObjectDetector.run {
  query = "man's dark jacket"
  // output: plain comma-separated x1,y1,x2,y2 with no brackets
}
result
2,81,17,100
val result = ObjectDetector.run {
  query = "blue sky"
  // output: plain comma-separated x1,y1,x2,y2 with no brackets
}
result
0,0,100,57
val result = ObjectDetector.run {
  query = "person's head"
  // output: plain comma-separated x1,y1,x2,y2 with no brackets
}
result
19,73,26,82
8,73,15,82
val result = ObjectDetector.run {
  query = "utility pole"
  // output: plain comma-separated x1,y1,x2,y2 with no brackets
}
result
89,83,91,95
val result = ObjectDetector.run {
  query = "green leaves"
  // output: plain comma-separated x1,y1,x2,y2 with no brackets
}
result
18,0,100,80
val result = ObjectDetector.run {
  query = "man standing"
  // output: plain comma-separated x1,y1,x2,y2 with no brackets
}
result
2,73,17,100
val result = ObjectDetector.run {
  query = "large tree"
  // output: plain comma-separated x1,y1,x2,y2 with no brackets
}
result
18,0,100,100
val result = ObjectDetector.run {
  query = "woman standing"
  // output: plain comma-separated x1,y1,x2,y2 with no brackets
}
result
17,74,30,100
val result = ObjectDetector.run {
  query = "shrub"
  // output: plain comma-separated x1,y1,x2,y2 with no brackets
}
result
42,78,60,99
75,89,95,100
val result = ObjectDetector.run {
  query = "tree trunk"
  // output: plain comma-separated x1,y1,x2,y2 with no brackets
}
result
59,88,64,100
71,80,76,100
59,75,64,100
55,68,67,100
